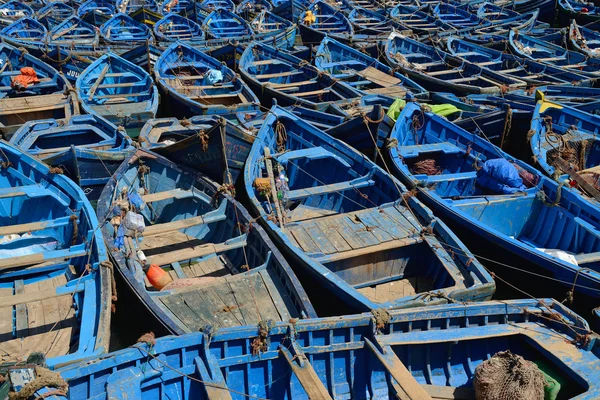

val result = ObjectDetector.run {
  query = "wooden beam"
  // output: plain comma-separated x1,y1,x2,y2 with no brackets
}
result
147,240,247,267
0,248,87,271
143,215,206,237
0,283,83,308
87,64,110,101
280,346,333,400
141,188,191,203
554,156,600,201
315,237,421,263
364,338,433,400
0,216,73,236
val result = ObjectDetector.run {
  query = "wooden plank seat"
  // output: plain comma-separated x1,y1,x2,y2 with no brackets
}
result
0,244,87,271
142,200,227,237
428,69,465,77
446,76,479,83
255,71,304,79
398,142,463,158
249,60,287,66
294,89,330,97
0,185,70,207
417,171,478,183
476,60,502,66
319,60,364,68
0,215,76,237
147,237,247,267
94,92,150,99
141,188,195,203
275,146,351,167
268,79,317,89
286,176,375,200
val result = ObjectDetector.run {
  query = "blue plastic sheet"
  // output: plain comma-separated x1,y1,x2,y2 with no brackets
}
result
477,158,526,194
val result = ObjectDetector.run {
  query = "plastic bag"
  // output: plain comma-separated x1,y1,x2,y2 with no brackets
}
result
123,211,145,235
207,69,223,85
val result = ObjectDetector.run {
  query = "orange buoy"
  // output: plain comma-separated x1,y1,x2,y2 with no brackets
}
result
146,264,172,290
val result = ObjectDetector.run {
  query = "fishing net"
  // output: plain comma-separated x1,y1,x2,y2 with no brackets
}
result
544,123,592,173
411,159,440,175
473,351,546,400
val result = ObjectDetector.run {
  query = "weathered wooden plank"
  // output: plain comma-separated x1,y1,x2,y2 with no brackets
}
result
355,210,394,243
226,276,262,325
24,282,45,336
205,284,245,327
422,384,475,400
249,273,282,322
0,287,13,338
315,219,352,252
330,217,366,250
300,221,337,255
346,214,381,247
315,237,421,263
375,282,391,303
141,188,190,203
181,289,225,329
161,293,207,331
147,240,247,267
364,339,433,400
280,347,333,400
143,215,206,237
288,225,321,254
15,281,27,338
259,269,297,321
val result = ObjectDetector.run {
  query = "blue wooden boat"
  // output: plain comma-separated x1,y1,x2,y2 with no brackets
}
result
115,0,158,14
569,20,600,58
95,148,316,335
128,6,162,27
48,16,99,46
0,43,78,140
200,0,235,12
388,100,600,305
248,10,295,48
299,1,356,45
76,53,158,129
76,0,114,25
347,7,408,36
240,42,363,111
202,9,252,38
476,1,541,30
446,36,594,87
154,13,205,42
385,32,526,95
235,0,272,20
245,105,495,311
314,37,428,100
389,4,455,36
121,42,163,74
530,91,600,185
0,1,33,27
99,13,154,45
138,116,254,184
509,29,600,77
36,2,75,28
24,299,600,399
0,140,110,367
558,0,600,25
0,17,47,45
160,0,193,14
10,114,133,201
433,2,490,29
155,42,260,120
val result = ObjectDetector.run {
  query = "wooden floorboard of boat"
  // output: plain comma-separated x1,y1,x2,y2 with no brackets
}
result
160,272,291,330
0,275,77,363
357,277,434,304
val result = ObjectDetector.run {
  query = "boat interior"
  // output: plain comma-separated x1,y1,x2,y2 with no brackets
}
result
255,113,484,306
107,155,305,331
394,106,600,269
0,156,100,364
